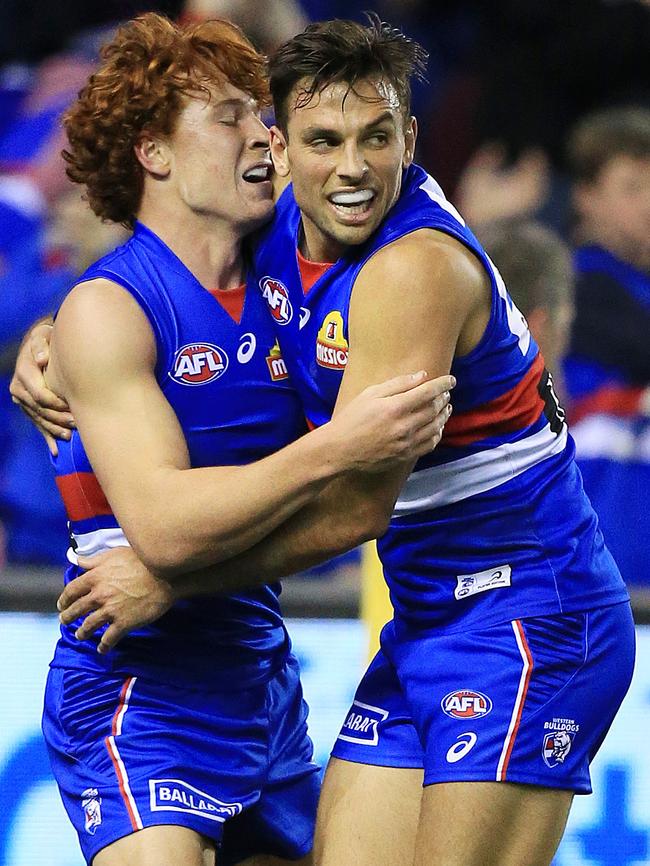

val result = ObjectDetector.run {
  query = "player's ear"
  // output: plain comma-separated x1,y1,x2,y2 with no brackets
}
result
134,134,171,179
270,126,291,178
403,116,417,168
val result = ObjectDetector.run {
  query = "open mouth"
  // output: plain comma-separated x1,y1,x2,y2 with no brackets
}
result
242,163,273,183
328,189,376,215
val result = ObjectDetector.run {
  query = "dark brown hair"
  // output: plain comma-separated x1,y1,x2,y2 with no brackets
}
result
63,12,269,227
269,14,427,133
567,105,650,184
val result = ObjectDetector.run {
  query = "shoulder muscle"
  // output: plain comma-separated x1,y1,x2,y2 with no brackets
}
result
345,229,489,386
49,278,156,399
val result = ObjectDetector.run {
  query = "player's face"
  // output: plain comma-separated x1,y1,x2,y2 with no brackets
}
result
575,154,650,269
166,80,274,232
271,77,416,261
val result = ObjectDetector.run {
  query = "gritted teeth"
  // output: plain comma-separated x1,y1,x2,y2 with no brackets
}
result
329,189,375,206
243,164,272,182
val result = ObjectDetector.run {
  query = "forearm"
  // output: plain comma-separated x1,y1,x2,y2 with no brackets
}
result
166,467,408,597
128,422,352,574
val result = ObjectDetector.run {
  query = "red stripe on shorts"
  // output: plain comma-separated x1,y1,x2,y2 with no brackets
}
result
498,620,533,781
105,677,142,830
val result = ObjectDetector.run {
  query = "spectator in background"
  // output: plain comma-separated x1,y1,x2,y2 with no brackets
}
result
0,189,126,566
0,46,127,566
424,0,650,231
0,0,183,66
563,105,650,588
181,0,308,51
477,220,574,401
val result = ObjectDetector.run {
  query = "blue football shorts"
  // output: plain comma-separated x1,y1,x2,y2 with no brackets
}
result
42,653,320,865
331,602,635,793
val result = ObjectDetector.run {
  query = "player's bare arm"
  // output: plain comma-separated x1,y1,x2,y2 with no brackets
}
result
180,227,490,582
49,276,449,576
57,230,485,650
10,315,75,454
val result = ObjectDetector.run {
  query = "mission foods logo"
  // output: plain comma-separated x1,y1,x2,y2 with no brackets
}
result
441,690,492,719
172,343,228,385
259,276,293,325
266,339,289,381
316,311,348,370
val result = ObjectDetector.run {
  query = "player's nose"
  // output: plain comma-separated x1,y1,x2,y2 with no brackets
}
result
336,143,368,182
247,113,271,151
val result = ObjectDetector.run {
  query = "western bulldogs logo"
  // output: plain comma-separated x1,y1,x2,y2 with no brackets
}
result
260,277,293,325
441,690,492,719
81,788,102,835
172,343,228,386
542,730,574,767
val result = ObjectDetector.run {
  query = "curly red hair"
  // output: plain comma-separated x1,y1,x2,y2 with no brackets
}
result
63,13,269,227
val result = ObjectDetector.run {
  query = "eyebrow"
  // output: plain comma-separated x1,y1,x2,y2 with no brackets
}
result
212,97,256,112
364,111,398,129
301,111,397,138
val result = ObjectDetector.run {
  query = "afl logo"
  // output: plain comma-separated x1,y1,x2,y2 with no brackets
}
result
441,690,492,719
172,343,228,386
260,277,293,325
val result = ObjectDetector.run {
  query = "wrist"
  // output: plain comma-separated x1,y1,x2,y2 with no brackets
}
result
301,420,353,482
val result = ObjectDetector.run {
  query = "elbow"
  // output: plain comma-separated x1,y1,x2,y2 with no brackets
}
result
127,523,198,578
132,543,186,579
362,510,392,542
340,500,392,547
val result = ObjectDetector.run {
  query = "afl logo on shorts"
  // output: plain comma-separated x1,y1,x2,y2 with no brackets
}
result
260,277,293,325
441,690,492,719
172,343,228,386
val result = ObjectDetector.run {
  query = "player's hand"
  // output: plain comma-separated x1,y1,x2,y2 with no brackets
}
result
329,371,455,473
9,319,75,456
57,547,174,654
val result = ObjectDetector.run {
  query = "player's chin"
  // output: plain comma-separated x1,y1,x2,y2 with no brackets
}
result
330,220,379,248
240,200,276,231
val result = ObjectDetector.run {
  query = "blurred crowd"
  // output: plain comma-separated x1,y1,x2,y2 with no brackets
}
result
1,0,649,589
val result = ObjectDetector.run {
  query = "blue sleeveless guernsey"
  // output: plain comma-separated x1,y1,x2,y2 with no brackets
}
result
253,164,628,633
51,222,306,686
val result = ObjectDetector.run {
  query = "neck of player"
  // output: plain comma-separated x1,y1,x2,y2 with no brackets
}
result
137,195,247,292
